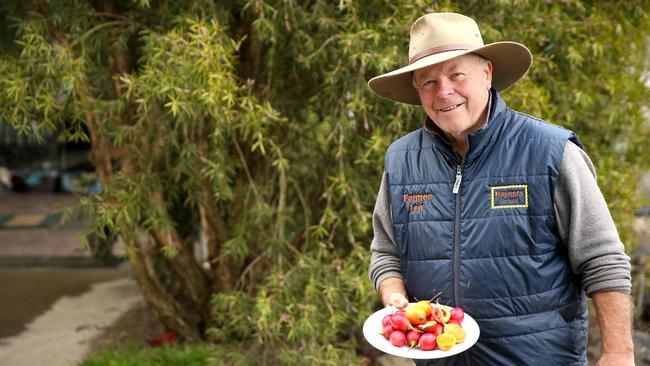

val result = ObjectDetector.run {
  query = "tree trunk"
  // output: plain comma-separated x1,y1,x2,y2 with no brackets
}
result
127,238,201,340
196,132,234,292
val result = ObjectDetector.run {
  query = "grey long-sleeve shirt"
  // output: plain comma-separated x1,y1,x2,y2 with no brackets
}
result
368,140,632,297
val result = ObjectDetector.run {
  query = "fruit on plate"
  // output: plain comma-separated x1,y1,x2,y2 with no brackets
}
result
431,304,452,324
405,305,427,325
378,301,469,352
450,307,465,324
436,333,456,351
380,324,394,339
382,314,393,327
417,332,437,351
415,300,433,318
417,320,437,333
389,330,407,347
444,323,466,343
431,323,444,336
406,330,421,349
390,313,420,332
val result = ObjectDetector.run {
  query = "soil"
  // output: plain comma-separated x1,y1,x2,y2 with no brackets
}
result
85,300,166,356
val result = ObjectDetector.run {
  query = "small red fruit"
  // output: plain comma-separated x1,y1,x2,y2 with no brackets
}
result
406,330,421,349
391,314,420,332
389,330,407,347
418,333,437,351
450,307,465,323
382,314,393,327
426,311,435,321
432,323,444,336
380,324,394,339
418,320,438,333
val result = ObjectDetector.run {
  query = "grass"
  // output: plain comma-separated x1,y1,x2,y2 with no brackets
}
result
80,344,217,366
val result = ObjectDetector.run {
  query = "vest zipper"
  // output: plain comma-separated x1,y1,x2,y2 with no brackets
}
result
453,158,469,365
452,158,465,309
452,165,462,194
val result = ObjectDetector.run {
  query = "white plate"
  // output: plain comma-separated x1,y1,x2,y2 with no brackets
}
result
362,304,480,359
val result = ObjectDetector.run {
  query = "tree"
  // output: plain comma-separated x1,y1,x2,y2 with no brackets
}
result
0,1,648,364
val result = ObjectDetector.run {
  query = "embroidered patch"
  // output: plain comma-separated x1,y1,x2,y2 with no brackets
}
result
490,185,528,209
403,192,433,213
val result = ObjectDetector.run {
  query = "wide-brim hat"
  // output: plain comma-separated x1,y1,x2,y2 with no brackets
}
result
368,13,533,105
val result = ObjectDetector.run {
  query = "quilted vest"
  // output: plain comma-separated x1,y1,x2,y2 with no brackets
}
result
384,90,588,365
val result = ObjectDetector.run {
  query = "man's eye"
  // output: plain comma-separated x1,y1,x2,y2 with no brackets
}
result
451,72,465,79
421,80,434,89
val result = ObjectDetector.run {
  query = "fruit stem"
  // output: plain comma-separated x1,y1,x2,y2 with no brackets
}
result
428,291,442,303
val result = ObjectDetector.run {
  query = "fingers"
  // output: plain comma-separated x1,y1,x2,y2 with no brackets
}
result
387,293,409,309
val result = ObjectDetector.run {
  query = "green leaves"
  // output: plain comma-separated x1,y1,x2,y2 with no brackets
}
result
80,344,220,366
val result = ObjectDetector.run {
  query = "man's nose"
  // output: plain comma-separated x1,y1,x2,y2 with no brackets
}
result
434,78,454,98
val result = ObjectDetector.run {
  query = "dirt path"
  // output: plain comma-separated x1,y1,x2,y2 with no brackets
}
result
0,277,143,366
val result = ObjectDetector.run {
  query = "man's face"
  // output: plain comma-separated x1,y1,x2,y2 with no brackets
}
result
413,54,493,142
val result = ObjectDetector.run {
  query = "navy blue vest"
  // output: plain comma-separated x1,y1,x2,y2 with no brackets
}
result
384,90,588,365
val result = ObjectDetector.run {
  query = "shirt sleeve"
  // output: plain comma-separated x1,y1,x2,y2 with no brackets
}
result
368,171,403,291
553,141,632,296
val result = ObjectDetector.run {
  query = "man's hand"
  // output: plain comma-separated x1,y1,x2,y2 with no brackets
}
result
378,277,409,308
386,292,409,309
596,352,635,366
593,292,635,366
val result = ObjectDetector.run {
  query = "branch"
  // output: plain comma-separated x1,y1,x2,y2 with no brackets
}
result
277,167,286,239
304,35,339,61
232,134,261,199
235,251,267,291
196,130,233,290
290,177,311,250
71,20,137,47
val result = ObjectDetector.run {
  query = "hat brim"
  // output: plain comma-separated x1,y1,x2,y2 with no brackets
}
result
368,42,532,105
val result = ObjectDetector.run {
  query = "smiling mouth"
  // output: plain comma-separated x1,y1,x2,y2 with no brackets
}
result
439,103,463,112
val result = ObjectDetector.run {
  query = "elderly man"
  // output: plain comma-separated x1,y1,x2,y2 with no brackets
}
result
367,13,634,366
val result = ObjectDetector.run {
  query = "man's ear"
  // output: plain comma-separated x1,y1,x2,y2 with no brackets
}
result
484,60,493,88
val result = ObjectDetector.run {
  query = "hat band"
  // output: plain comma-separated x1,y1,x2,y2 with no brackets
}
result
408,43,475,65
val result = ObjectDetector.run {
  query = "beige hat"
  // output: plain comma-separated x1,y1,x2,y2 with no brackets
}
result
368,13,532,105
